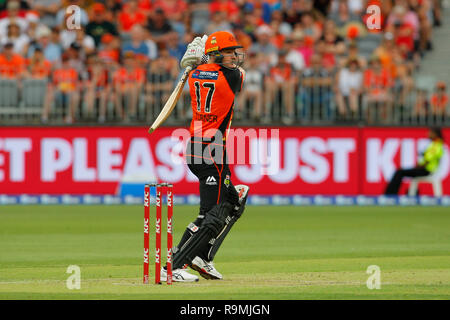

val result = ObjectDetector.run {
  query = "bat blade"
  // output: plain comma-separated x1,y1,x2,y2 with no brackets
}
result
148,66,192,134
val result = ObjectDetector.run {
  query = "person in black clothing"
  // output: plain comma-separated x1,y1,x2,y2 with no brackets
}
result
85,3,119,47
145,8,173,42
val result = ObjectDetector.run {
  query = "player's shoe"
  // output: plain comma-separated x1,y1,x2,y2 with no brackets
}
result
191,256,223,280
160,267,199,282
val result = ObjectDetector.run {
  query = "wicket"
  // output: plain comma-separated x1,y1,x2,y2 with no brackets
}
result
143,183,173,285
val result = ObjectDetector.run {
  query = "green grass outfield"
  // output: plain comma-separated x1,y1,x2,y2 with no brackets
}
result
0,205,449,300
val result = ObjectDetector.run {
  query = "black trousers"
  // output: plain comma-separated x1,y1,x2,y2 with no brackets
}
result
186,138,239,211
384,167,430,195
172,138,239,263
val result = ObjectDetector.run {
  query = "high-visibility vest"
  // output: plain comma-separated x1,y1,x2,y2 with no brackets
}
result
419,139,444,173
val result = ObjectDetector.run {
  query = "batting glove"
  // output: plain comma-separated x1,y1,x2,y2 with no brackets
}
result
180,35,208,69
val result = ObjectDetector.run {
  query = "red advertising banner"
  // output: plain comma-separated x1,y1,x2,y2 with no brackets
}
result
0,126,448,195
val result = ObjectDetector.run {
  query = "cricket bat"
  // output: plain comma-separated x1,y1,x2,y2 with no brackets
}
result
147,65,192,134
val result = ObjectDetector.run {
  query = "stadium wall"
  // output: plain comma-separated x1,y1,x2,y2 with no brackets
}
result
0,126,449,199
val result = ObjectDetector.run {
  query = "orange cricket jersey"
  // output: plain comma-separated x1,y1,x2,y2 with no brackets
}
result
188,63,243,140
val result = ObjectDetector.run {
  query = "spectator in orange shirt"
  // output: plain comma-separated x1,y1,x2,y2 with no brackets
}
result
25,47,51,79
113,51,146,121
231,23,252,52
98,33,120,67
118,0,147,33
264,50,296,124
363,56,393,123
42,52,81,123
0,42,26,79
84,54,111,123
430,81,448,118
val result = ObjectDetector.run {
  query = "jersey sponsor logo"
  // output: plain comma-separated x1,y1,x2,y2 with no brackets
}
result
192,70,219,80
188,223,199,232
205,176,217,186
224,174,230,188
194,113,218,123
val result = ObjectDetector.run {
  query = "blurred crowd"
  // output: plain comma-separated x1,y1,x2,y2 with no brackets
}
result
0,0,448,125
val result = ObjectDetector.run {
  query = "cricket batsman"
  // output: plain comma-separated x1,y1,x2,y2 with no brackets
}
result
160,31,250,282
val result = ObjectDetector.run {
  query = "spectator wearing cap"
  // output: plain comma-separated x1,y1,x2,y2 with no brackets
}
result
85,3,119,47
145,8,173,42
248,24,279,74
1,22,29,56
236,52,264,122
27,25,62,63
31,0,61,28
205,10,232,35
0,0,28,39
430,82,449,119
264,49,296,124
335,58,363,119
0,42,26,79
112,51,146,121
118,0,147,33
42,52,81,124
